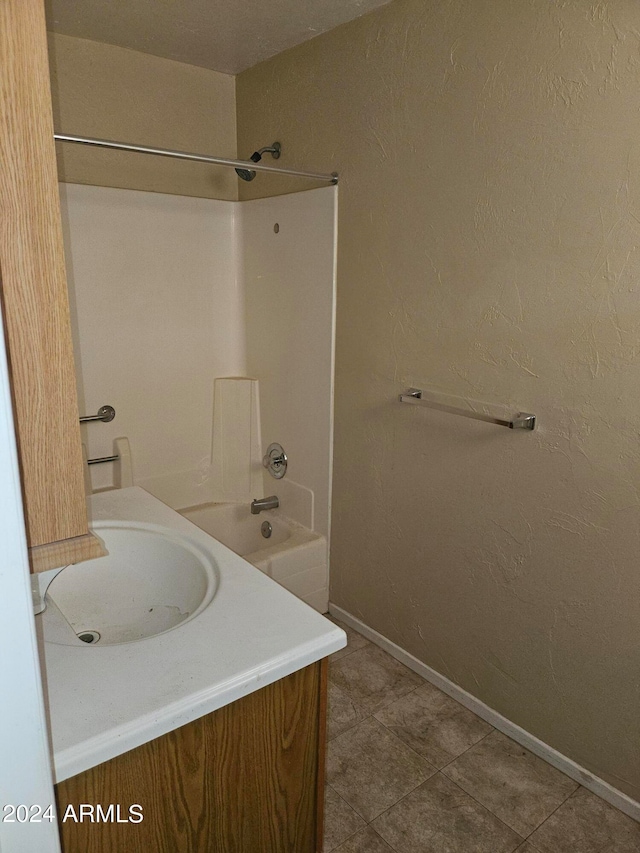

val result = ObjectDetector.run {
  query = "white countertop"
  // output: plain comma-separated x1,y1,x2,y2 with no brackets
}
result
37,487,345,783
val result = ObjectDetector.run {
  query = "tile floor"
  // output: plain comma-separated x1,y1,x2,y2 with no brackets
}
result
324,616,640,853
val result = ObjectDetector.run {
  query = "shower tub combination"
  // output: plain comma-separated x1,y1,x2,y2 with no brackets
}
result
179,502,328,613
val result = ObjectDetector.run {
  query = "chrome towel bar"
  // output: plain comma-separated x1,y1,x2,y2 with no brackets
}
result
87,455,119,466
399,388,536,431
79,405,116,424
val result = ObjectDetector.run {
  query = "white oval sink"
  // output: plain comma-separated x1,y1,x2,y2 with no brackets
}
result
46,521,218,646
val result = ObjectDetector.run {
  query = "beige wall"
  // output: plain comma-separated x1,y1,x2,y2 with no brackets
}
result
237,0,640,800
48,34,237,200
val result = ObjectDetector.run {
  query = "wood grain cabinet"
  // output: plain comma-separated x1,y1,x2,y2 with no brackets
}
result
56,661,328,853
0,0,103,571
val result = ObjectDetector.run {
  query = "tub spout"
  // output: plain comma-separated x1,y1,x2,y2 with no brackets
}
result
251,495,279,514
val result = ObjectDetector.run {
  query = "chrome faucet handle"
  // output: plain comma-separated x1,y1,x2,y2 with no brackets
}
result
262,443,287,479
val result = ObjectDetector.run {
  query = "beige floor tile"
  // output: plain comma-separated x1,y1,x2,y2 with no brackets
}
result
332,826,396,852
374,681,493,768
372,774,523,853
442,730,578,836
329,644,423,714
328,680,369,740
327,717,435,821
327,615,371,662
528,787,640,853
323,785,366,853
515,844,540,852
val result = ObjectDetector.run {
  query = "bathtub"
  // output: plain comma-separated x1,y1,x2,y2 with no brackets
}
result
179,502,328,613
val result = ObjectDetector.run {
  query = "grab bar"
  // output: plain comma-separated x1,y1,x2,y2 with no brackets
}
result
399,388,536,431
87,454,119,465
79,405,116,424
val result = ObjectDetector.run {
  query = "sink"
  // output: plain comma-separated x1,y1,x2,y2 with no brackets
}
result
45,521,218,646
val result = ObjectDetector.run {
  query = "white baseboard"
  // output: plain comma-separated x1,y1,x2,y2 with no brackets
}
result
328,603,640,824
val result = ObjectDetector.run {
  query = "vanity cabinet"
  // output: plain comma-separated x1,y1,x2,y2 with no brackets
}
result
0,0,102,570
56,660,327,853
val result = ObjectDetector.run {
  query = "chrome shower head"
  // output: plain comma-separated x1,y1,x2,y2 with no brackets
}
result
235,168,256,182
235,142,281,181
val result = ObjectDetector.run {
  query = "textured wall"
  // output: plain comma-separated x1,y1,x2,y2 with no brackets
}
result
48,34,238,200
237,0,640,799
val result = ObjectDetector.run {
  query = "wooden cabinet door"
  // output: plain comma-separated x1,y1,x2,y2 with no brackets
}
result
0,0,102,570
57,661,328,853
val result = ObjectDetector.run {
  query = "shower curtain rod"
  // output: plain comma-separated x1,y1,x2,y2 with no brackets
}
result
54,134,339,184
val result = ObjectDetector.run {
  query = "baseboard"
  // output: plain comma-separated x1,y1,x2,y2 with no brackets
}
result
328,603,640,824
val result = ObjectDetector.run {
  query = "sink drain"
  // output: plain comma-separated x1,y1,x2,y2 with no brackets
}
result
77,630,101,644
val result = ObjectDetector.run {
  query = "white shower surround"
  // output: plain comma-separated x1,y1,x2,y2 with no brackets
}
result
59,182,336,543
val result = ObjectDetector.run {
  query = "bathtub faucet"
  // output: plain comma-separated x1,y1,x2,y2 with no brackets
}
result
251,495,279,515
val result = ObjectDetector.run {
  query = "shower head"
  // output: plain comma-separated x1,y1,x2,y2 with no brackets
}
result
235,142,281,181
235,168,256,182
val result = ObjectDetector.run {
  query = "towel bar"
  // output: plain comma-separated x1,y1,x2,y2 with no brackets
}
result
80,405,115,424
87,455,120,465
399,388,535,431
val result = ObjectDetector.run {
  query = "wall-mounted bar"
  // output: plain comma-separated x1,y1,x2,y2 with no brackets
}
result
54,134,339,184
399,388,536,431
79,405,116,424
87,454,119,466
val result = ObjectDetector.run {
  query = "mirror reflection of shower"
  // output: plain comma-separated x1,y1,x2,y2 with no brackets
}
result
235,142,281,181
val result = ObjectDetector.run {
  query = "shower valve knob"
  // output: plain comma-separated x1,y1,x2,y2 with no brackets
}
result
263,443,287,479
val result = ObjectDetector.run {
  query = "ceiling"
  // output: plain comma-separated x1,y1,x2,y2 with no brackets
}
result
45,0,394,76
